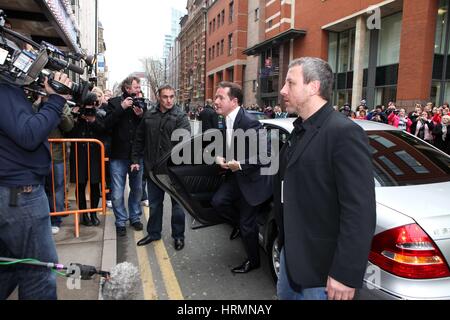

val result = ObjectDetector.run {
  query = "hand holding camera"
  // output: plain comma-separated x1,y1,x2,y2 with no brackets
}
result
44,71,72,100
121,97,133,110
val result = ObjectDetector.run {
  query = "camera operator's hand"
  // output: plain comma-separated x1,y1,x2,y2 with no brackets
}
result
121,97,133,110
133,106,144,117
44,72,72,100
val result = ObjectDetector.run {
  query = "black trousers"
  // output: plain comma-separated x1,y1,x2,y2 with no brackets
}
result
211,175,260,265
77,183,100,212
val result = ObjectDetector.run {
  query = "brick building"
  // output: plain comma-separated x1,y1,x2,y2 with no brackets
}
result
205,0,248,101
244,0,449,110
243,0,266,107
178,0,208,110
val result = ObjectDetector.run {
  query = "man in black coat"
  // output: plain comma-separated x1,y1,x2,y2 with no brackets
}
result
275,57,376,300
211,82,272,274
103,76,145,237
131,85,191,251
198,99,219,132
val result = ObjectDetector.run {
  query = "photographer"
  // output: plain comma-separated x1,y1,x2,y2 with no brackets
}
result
369,105,388,123
0,72,72,300
411,111,435,144
68,92,107,227
103,76,145,237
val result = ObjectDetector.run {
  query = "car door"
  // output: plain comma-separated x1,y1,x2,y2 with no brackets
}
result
149,131,228,226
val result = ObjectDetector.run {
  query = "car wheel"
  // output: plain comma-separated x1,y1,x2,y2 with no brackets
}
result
268,233,281,282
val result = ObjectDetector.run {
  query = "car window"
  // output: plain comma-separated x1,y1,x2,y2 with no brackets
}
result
369,131,450,186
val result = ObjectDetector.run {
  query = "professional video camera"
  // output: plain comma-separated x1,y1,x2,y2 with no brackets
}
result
0,9,93,105
123,92,148,110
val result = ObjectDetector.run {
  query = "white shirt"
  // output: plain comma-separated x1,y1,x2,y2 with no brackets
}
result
226,107,241,150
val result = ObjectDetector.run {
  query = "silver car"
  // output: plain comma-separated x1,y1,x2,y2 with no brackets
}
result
151,118,450,300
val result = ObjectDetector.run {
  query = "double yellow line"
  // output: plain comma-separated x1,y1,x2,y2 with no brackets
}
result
133,207,184,300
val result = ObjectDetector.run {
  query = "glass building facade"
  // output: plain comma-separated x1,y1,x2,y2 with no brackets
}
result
328,12,402,108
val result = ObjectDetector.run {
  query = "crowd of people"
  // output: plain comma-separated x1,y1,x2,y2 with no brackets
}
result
337,101,450,154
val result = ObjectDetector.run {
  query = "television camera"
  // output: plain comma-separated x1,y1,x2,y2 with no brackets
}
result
0,9,94,105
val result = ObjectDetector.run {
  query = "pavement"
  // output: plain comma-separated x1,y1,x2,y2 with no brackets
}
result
53,207,117,300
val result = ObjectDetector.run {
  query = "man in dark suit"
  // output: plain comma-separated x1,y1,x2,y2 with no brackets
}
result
275,57,376,300
198,99,219,132
211,82,272,274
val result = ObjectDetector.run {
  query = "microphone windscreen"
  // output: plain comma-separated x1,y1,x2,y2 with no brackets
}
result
101,262,140,300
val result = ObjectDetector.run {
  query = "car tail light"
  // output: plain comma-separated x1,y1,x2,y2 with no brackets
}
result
369,224,450,279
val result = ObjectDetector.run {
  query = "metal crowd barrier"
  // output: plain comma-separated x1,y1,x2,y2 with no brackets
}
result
48,139,109,238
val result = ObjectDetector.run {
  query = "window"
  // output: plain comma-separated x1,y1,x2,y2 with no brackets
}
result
255,8,260,21
209,48,212,61
228,33,233,55
377,12,402,66
217,14,221,27
217,42,220,57
222,10,225,25
212,45,215,59
209,22,212,35
369,131,450,186
433,0,450,105
268,20,273,28
229,1,234,23
213,18,216,32
328,32,338,72
338,30,350,73
221,39,224,55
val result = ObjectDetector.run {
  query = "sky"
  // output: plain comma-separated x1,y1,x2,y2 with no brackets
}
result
99,0,187,89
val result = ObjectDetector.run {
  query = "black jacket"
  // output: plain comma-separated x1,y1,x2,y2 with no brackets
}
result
68,113,106,184
103,96,143,160
223,108,273,206
274,103,376,290
198,105,219,132
131,104,191,175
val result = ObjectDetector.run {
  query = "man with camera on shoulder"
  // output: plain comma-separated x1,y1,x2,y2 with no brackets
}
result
0,72,72,300
103,76,145,237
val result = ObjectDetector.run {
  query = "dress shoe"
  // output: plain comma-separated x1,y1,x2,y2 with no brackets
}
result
116,227,126,237
90,213,100,226
137,235,159,246
81,214,93,226
231,260,260,274
174,239,185,251
131,222,144,231
229,227,240,240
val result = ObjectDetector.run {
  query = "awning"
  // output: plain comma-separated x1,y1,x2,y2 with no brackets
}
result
0,0,81,53
243,29,306,56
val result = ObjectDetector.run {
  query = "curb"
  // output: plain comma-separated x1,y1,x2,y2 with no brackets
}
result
98,211,116,300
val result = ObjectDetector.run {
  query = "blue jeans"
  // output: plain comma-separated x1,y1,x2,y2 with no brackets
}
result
0,185,58,300
146,178,185,240
277,249,328,300
110,159,143,228
45,162,65,227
